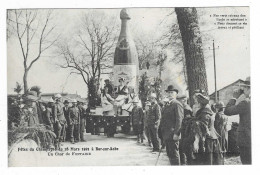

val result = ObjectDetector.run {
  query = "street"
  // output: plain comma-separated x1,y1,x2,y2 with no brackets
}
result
56,133,170,166
9,132,241,166
9,133,171,166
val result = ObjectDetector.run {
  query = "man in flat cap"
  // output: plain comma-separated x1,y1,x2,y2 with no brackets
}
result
68,99,80,144
160,85,184,165
78,101,86,142
147,93,161,152
53,94,67,144
144,101,152,146
224,77,251,164
177,94,192,165
63,100,70,141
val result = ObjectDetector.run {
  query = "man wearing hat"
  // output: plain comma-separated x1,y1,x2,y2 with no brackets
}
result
225,77,251,164
53,94,67,143
144,101,152,146
131,98,144,143
42,98,55,131
177,94,193,165
160,85,184,165
63,100,70,141
68,99,80,144
147,93,161,152
78,101,87,142
23,92,40,126
28,90,45,125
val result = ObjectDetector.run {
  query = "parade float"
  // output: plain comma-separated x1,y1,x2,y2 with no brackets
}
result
88,8,140,135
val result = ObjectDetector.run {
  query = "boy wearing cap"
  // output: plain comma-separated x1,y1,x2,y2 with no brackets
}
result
160,85,184,165
131,99,144,143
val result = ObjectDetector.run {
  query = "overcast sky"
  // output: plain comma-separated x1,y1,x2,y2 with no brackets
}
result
7,7,250,97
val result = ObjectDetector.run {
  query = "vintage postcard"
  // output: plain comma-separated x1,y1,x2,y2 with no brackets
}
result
6,7,250,166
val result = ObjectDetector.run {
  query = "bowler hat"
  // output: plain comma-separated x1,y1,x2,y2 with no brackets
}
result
165,85,179,94
196,93,209,105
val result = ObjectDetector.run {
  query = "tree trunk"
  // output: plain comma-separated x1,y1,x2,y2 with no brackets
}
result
175,7,208,106
88,78,98,108
23,70,29,94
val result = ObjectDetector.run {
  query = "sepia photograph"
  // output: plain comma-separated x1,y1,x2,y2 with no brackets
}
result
6,7,250,166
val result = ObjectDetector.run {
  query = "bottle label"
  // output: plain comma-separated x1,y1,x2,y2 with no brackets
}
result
113,65,137,88
116,37,130,50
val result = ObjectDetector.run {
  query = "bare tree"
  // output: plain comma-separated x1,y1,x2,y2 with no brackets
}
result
158,9,214,88
175,7,208,106
135,36,156,70
57,11,119,107
8,9,59,94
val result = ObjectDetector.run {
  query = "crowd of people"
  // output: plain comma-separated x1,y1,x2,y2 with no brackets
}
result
8,77,251,165
8,92,88,148
130,77,251,165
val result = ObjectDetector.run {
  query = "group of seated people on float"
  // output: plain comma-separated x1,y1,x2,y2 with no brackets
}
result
101,78,141,114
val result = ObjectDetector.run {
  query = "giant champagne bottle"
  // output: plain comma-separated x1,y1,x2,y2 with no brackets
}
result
113,8,139,93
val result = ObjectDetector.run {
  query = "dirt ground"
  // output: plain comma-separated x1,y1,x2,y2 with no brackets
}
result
9,132,242,166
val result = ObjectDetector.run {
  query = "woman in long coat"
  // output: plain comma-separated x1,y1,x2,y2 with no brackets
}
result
193,93,223,165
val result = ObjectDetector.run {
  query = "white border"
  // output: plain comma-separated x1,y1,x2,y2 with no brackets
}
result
1,0,260,175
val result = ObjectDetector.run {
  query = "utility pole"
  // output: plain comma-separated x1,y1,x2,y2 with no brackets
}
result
209,40,219,102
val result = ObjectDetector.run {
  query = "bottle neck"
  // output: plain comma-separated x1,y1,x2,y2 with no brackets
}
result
119,19,129,38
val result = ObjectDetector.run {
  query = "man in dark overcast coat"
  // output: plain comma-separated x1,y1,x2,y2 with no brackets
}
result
160,85,184,165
